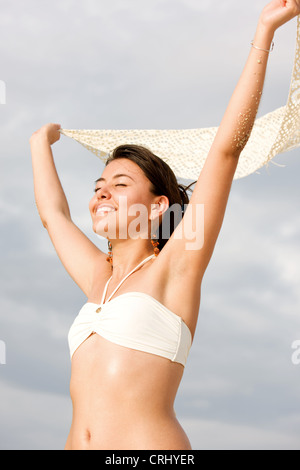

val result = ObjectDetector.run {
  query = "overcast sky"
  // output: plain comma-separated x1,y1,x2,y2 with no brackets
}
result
0,0,300,450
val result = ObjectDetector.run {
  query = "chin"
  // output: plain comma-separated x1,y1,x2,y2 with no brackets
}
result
94,218,124,240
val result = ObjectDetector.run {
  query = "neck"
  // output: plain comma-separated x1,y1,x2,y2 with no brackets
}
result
108,238,154,279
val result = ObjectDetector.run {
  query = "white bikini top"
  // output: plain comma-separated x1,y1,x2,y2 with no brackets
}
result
68,254,192,367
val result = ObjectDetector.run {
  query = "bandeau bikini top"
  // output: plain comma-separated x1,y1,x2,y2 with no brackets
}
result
68,254,192,367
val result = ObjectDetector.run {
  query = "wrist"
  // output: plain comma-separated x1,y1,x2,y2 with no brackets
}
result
30,130,51,146
253,19,275,51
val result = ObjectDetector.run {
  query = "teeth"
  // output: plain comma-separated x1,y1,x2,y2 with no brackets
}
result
96,206,116,214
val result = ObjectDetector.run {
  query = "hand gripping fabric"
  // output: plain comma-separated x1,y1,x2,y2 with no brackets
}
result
60,16,300,181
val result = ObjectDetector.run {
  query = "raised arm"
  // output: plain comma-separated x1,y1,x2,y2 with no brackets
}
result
30,124,69,223
30,123,108,297
209,0,299,158
164,0,300,279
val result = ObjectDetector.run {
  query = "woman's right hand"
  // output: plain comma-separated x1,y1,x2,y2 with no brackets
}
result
30,123,61,146
259,0,300,33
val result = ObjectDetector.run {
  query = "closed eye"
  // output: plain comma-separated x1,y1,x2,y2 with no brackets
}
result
94,184,127,193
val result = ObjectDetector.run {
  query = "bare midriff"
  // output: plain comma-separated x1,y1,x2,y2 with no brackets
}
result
65,333,191,450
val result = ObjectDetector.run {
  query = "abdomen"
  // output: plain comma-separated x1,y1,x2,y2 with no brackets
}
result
67,333,190,450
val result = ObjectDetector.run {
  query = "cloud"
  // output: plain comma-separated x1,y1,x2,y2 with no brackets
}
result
0,0,299,450
0,380,71,450
181,417,300,450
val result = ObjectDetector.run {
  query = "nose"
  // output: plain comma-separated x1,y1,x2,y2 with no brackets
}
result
95,184,112,200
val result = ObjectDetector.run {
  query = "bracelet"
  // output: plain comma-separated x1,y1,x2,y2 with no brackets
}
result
251,40,274,53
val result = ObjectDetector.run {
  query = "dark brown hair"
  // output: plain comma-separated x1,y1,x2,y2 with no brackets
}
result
105,144,196,251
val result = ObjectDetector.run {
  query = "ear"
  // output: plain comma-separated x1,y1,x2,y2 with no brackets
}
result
149,196,169,221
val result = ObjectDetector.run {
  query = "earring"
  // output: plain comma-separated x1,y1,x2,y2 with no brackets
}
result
151,234,160,257
106,240,113,266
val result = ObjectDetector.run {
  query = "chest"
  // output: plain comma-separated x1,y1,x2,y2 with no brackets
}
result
88,261,200,338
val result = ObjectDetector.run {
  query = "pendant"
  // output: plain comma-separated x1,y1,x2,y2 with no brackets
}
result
96,307,102,313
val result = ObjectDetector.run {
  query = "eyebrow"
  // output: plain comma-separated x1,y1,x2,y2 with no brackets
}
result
95,174,135,184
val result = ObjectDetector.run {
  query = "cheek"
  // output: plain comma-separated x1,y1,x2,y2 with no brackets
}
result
125,193,148,217
127,187,150,209
89,196,96,215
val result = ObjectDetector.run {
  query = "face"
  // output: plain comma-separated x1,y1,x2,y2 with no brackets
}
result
89,159,168,241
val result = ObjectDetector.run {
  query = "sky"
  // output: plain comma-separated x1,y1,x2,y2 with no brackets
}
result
0,0,300,450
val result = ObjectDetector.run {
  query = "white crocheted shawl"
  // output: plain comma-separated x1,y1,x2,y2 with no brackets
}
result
60,16,300,181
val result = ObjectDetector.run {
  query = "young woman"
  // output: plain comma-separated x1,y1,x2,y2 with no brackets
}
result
30,1,300,450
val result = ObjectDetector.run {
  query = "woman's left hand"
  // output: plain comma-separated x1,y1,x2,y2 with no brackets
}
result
260,0,300,33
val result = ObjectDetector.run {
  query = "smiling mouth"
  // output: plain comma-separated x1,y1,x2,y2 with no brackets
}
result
95,206,117,216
